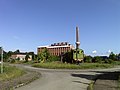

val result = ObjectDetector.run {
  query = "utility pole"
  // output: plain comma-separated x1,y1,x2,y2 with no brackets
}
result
0,47,3,74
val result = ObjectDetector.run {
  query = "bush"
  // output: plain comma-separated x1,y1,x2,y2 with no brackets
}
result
48,56,60,62
104,59,114,64
10,59,16,63
92,56,103,63
84,56,92,63
108,59,114,64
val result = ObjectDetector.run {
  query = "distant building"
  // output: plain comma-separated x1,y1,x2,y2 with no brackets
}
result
37,42,74,56
11,52,32,61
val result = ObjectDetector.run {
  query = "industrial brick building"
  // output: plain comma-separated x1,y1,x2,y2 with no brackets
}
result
37,42,74,56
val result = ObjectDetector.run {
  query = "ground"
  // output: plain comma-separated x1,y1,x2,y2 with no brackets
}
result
14,64,120,90
93,72,120,90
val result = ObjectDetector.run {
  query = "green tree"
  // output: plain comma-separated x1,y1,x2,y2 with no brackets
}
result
25,54,30,62
34,55,39,63
38,48,50,63
14,49,20,54
109,52,117,61
93,56,102,63
6,51,14,62
49,55,60,62
17,57,20,61
7,51,13,57
118,53,120,60
84,56,93,63
28,52,35,60
0,51,9,62
3,51,8,62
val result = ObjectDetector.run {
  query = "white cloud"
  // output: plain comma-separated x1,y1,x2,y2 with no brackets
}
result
108,50,111,53
92,50,97,54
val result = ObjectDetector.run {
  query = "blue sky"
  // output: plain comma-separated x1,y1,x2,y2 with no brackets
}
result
0,0,120,55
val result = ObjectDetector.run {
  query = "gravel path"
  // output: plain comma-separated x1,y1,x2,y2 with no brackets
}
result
15,65,120,90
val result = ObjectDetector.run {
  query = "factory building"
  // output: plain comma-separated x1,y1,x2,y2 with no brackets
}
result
37,42,74,56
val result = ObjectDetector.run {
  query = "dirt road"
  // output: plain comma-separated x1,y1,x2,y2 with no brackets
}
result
15,65,120,90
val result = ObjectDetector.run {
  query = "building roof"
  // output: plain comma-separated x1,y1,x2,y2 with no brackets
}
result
12,52,27,55
38,45,74,49
38,42,74,48
38,42,74,49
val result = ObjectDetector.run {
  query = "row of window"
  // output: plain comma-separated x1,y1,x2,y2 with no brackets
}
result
38,47,71,56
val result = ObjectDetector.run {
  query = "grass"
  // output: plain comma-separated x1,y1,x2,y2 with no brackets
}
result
0,65,26,81
32,62,114,69
87,81,94,90
113,61,120,65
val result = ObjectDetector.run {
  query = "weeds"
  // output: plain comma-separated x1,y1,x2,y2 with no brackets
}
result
87,81,94,90
32,62,114,69
0,65,25,81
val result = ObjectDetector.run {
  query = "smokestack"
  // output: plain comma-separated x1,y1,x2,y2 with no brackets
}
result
76,26,80,49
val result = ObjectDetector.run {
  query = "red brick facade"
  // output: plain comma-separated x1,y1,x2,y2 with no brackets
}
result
37,42,74,56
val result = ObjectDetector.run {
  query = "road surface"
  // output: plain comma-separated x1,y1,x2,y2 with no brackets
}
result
15,65,120,90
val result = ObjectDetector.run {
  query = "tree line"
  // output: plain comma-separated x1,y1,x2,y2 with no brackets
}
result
84,52,120,64
0,49,35,62
1,48,120,64
37,48,120,64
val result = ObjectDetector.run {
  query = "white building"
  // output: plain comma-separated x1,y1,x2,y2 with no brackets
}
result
11,53,32,61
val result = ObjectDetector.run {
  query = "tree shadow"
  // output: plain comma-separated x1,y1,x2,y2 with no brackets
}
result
93,71,120,90
71,73,96,80
71,71,120,81
71,71,120,90
93,71,120,80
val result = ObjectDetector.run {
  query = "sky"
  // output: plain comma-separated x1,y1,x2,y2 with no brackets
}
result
0,0,120,55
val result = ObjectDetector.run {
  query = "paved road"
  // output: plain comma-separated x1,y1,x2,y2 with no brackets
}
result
15,65,120,90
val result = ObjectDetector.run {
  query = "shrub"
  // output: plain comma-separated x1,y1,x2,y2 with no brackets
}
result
48,56,60,62
10,59,16,63
104,59,114,64
92,56,102,63
108,59,114,64
84,56,92,63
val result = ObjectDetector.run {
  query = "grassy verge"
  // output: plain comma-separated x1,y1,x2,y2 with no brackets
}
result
87,81,94,90
113,61,120,65
32,62,114,69
0,64,41,90
0,65,25,81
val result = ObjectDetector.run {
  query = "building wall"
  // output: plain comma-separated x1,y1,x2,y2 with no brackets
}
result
28,55,32,61
11,54,32,61
11,55,17,60
37,42,74,56
16,54,26,60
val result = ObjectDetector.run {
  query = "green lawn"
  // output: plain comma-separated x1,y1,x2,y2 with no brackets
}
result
32,62,114,69
0,65,25,81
